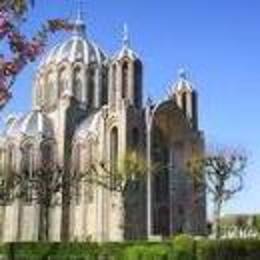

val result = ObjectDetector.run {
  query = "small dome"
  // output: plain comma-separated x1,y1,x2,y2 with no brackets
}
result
74,110,102,140
113,24,139,61
175,69,193,91
114,45,139,61
39,35,107,68
5,109,54,138
168,69,194,97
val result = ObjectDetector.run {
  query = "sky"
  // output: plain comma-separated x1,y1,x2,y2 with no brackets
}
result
2,0,260,217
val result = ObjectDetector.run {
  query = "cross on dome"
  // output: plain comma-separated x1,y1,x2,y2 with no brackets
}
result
123,23,130,48
178,68,188,80
73,0,87,36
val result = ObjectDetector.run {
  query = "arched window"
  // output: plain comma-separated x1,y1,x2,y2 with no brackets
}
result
101,67,108,105
192,91,198,128
73,67,83,101
111,64,117,105
88,68,95,108
181,92,187,115
22,143,35,175
110,127,118,174
41,141,54,166
134,60,142,107
122,61,129,99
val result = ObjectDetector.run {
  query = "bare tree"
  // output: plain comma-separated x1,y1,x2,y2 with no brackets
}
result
89,151,147,195
0,163,85,241
87,151,149,238
187,148,247,239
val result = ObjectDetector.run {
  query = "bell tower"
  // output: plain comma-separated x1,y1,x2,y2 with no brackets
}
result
174,69,198,130
109,25,143,110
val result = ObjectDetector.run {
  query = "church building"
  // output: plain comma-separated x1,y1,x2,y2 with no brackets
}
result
0,8,206,242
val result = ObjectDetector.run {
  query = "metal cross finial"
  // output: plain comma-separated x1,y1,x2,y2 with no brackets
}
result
73,0,86,36
76,0,84,22
178,68,188,80
123,23,130,48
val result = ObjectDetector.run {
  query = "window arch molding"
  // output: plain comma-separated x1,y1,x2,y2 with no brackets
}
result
110,126,119,173
73,66,83,102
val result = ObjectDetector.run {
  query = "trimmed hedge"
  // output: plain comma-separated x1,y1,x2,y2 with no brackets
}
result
0,237,260,260
197,239,260,260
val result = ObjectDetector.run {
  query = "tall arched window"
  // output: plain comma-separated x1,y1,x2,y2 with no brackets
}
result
88,68,95,108
101,67,108,105
73,67,83,101
22,143,35,175
134,60,142,107
41,141,54,166
122,61,128,99
111,64,117,105
110,127,118,174
181,92,187,115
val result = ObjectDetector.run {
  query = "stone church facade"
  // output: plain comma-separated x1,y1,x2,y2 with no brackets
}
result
0,12,206,242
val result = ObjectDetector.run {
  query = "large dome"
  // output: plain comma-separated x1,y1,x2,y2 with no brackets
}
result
34,17,109,110
39,34,107,69
39,16,107,69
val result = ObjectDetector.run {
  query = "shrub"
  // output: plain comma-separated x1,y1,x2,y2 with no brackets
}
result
2,239,260,259
172,234,196,260
124,242,173,260
196,239,260,260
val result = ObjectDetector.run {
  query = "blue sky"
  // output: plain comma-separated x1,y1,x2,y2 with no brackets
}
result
2,0,260,217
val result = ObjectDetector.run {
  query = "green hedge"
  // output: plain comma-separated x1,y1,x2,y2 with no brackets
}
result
197,239,260,260
1,237,260,260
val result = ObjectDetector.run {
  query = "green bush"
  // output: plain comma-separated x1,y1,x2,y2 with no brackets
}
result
2,238,260,260
6,242,100,259
197,239,260,260
123,242,173,260
172,234,196,260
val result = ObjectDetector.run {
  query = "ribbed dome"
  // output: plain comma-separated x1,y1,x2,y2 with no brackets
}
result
5,109,54,138
39,34,107,68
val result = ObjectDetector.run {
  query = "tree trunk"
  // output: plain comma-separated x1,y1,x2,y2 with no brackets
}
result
39,205,49,241
213,199,222,239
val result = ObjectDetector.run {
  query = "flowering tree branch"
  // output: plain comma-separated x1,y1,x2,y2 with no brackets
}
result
0,1,74,110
